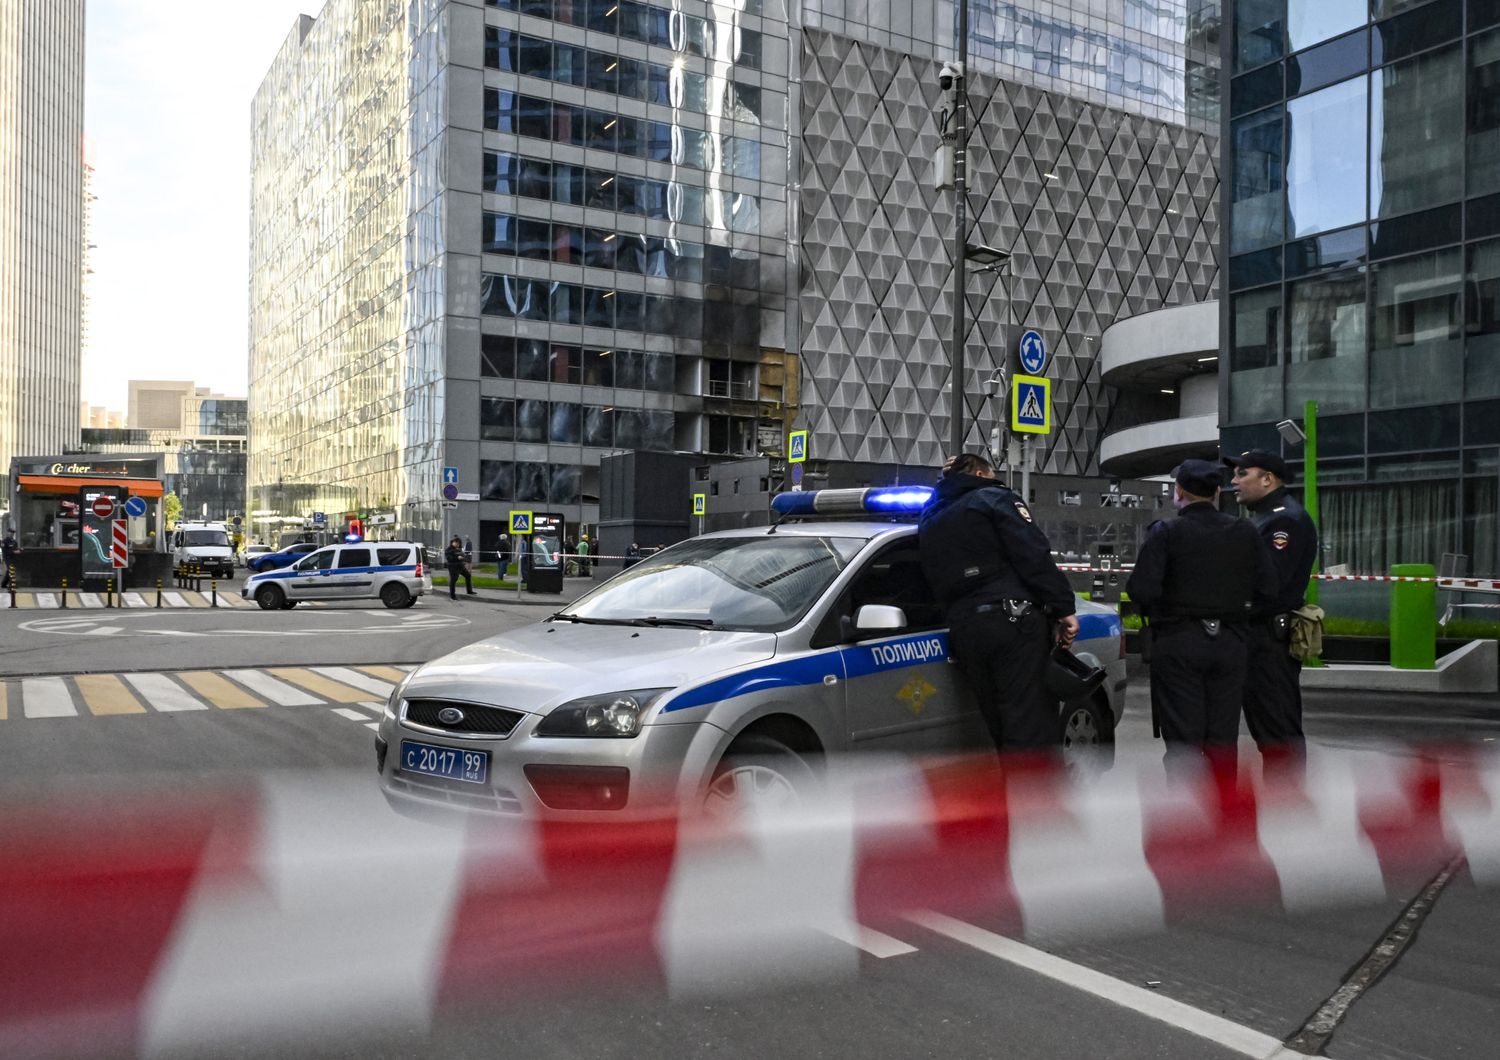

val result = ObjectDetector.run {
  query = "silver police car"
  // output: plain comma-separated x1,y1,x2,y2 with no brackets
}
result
376,488,1126,817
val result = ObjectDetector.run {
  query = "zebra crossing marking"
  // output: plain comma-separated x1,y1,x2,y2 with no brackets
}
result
268,668,375,704
75,673,147,716
311,667,394,698
176,671,267,710
124,673,208,712
22,677,77,718
221,669,322,707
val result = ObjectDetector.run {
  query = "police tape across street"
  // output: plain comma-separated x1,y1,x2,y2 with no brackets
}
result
1,746,1495,1056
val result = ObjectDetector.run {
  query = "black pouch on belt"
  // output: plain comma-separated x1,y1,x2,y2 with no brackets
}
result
1268,612,1292,640
1200,618,1221,638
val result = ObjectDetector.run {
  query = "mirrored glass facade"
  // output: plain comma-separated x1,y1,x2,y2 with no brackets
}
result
1224,0,1500,572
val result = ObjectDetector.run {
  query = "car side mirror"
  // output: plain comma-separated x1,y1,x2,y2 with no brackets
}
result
853,604,907,633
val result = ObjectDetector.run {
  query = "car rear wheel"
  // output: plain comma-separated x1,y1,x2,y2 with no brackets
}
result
280,600,298,609
705,735,816,818
380,583,411,609
255,584,285,610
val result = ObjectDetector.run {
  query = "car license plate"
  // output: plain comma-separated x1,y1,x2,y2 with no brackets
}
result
400,740,489,785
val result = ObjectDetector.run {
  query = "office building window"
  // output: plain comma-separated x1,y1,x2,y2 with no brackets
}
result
1470,30,1500,198
1286,76,1369,238
1287,268,1368,411
1371,45,1463,220
1231,108,1285,252
1229,285,1285,421
1287,0,1366,52
1369,247,1462,408
1466,238,1500,397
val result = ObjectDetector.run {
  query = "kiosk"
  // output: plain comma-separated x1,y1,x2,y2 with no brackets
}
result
6,456,172,587
521,511,566,594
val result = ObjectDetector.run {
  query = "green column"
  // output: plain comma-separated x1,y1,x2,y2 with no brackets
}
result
1389,563,1436,670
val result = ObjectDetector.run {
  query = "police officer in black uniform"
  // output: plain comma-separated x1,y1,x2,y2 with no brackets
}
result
919,453,1079,756
1222,448,1319,763
1126,460,1276,769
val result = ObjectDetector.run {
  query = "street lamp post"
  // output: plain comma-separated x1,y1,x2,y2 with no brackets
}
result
947,3,971,457
965,243,1012,474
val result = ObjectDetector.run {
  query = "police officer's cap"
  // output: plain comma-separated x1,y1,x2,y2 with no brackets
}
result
1171,459,1224,498
1221,448,1291,481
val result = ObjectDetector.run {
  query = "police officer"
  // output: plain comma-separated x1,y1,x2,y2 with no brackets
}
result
1222,448,1319,762
919,453,1079,756
1126,460,1276,769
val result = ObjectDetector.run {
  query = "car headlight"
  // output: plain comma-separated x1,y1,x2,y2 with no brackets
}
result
534,689,670,738
384,677,408,722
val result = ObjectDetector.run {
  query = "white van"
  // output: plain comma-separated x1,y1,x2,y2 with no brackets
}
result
173,522,235,578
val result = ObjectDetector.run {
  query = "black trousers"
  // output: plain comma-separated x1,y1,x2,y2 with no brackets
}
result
947,604,1058,754
447,564,472,597
1243,623,1306,758
1149,622,1247,768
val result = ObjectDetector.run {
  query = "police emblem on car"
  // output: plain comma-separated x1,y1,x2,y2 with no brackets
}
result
437,706,465,725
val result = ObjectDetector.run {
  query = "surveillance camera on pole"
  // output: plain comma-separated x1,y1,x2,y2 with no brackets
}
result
933,61,965,190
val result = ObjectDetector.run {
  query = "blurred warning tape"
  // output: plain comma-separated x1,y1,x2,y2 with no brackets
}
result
1,748,1495,1056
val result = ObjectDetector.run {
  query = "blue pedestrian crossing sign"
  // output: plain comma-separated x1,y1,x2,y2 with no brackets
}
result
442,466,459,485
510,510,533,535
1018,330,1047,374
1011,374,1051,435
692,493,706,516
788,430,809,463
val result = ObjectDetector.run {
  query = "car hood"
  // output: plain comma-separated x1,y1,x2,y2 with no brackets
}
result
399,621,778,714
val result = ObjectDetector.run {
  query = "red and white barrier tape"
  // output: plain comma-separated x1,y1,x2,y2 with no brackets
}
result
0,747,1495,1056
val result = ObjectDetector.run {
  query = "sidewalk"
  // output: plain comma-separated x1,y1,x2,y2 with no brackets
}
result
1,586,250,609
433,577,595,608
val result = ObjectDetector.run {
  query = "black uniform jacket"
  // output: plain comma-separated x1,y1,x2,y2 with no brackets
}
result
1242,487,1318,614
443,544,466,569
1125,502,1278,622
918,473,1076,616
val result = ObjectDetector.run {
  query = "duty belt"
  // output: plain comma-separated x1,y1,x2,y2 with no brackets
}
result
973,599,1036,622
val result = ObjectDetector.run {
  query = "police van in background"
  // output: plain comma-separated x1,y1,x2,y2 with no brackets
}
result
376,487,1127,818
243,540,431,610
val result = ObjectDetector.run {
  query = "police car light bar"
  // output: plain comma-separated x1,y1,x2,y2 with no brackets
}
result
771,486,935,519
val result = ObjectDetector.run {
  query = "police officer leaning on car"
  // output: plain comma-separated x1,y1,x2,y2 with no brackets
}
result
1222,448,1319,764
919,453,1079,756
1126,460,1277,771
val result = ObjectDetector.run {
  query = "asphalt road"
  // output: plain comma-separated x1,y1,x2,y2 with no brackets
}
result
1,612,1496,1058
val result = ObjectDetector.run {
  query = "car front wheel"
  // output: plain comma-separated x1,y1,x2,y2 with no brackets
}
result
1061,694,1115,775
705,735,816,818
255,584,285,610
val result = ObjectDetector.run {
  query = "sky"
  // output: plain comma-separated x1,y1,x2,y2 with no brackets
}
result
82,1,324,410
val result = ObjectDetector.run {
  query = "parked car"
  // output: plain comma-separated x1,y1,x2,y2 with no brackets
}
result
246,541,320,573
243,541,431,609
240,544,273,569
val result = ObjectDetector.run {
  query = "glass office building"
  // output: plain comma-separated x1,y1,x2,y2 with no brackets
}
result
1225,0,1500,572
251,0,1221,544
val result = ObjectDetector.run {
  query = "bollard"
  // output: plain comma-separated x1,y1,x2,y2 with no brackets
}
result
60,577,68,609
156,577,163,608
211,579,218,608
1390,563,1437,670
106,577,114,609
8,564,14,608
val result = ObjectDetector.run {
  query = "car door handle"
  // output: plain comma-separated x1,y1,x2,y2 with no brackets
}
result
823,675,838,686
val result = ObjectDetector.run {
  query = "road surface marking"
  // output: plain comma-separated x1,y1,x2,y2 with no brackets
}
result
75,674,147,715
22,677,77,718
85,626,124,636
124,673,209,712
819,922,918,958
365,721,380,731
312,666,394,697
356,665,409,682
907,912,1293,1060
177,671,267,710
222,669,322,706
0,684,8,720
179,591,208,607
352,701,385,716
268,667,372,703
121,592,148,607
331,708,371,722
163,592,189,608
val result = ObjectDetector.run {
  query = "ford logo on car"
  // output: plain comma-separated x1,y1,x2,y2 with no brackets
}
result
437,707,465,726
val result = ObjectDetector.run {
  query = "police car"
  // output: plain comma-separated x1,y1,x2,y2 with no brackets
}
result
375,488,1126,816
243,541,431,609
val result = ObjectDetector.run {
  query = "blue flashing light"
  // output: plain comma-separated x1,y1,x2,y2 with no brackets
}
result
771,486,935,519
865,487,935,512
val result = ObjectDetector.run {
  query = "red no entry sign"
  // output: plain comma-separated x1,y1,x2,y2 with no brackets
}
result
90,496,115,519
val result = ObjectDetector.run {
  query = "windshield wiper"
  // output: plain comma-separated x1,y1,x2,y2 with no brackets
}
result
635,616,716,628
548,613,639,626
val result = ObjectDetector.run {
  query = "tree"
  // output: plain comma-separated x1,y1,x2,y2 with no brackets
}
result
163,491,182,529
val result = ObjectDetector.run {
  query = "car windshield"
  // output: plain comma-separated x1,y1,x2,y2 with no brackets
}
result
557,535,865,631
182,531,229,547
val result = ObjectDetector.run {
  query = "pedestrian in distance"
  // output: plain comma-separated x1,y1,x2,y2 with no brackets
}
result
918,453,1079,759
1,526,20,589
1126,460,1277,773
1222,448,1320,767
622,542,642,570
445,535,477,598
577,536,590,571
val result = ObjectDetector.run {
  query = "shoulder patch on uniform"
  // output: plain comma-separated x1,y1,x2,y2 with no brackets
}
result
1014,502,1033,522
1272,530,1290,550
